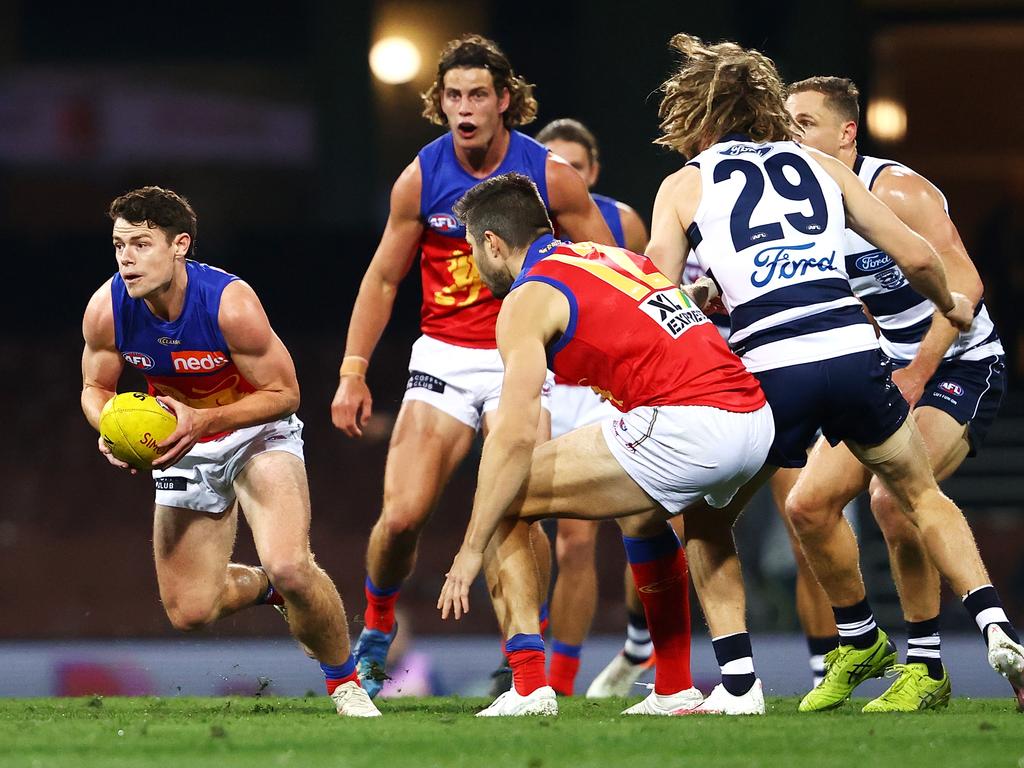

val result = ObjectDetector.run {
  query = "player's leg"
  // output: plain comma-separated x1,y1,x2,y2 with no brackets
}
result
848,416,1023,707
859,406,967,712
153,503,260,630
770,467,840,686
546,518,598,695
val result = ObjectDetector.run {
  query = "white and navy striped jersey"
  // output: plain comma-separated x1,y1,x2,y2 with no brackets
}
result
845,155,1002,362
686,135,877,373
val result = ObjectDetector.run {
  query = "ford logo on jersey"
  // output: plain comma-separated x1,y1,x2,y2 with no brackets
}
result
428,213,459,232
750,243,837,288
122,351,155,370
719,144,771,157
854,251,894,273
938,381,964,397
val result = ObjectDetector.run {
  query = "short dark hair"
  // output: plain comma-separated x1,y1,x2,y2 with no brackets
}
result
108,186,197,249
454,172,552,250
787,76,861,124
422,34,538,128
535,118,599,164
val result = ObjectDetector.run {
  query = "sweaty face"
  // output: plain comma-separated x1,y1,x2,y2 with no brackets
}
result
112,219,182,299
786,90,847,158
441,67,508,152
543,138,597,187
466,230,513,298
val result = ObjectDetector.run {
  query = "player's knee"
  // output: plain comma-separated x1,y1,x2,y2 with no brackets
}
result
264,556,316,599
871,485,920,540
165,600,218,632
556,534,596,572
785,490,840,538
378,497,429,541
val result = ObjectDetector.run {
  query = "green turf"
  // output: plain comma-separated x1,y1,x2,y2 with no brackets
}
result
1,696,1022,768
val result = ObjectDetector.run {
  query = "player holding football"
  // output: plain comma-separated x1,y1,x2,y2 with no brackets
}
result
81,187,380,717
329,35,613,697
438,172,775,717
535,117,650,696
645,33,1024,714
785,76,1008,711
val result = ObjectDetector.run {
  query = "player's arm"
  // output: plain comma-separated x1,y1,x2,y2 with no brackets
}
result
810,149,973,331
618,202,650,253
153,281,300,467
873,168,984,406
438,282,566,620
81,280,135,472
646,166,700,286
330,159,425,437
546,154,615,245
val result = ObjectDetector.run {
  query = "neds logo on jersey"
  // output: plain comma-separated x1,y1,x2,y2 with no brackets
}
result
638,289,709,338
171,350,230,373
123,351,155,370
428,213,459,233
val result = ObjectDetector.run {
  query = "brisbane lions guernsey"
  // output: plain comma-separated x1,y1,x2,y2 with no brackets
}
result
511,235,765,413
111,260,256,438
418,130,550,348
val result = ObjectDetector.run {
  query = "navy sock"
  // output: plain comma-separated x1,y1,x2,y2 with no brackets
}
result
906,616,943,680
963,585,1020,644
712,632,755,697
833,598,879,650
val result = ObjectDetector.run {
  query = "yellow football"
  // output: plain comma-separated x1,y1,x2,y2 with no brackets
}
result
99,392,178,470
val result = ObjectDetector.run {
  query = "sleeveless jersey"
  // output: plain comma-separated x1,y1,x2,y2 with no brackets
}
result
687,135,877,373
512,234,765,413
844,155,1002,362
417,130,551,348
591,193,626,248
111,260,257,439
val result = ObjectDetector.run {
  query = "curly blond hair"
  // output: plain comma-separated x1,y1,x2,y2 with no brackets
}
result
421,34,538,128
656,34,796,158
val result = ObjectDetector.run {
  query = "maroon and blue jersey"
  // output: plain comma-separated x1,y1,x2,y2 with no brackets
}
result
112,260,256,438
417,130,551,348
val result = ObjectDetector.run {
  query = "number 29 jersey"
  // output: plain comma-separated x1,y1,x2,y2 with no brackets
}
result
417,130,551,349
512,234,765,413
686,135,877,373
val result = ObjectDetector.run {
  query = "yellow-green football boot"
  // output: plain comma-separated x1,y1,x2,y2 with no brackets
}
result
799,630,897,712
861,663,951,712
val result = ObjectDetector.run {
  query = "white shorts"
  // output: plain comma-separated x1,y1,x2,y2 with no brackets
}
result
550,383,618,439
602,403,774,514
152,415,305,514
402,335,554,431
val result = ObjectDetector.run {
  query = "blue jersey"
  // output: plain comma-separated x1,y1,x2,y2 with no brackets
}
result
416,130,551,347
591,193,625,248
112,260,256,414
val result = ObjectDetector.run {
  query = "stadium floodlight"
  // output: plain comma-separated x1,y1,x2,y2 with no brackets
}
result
370,36,422,85
866,98,907,143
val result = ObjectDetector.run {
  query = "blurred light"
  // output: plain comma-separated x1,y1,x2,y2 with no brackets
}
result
867,98,907,143
370,37,421,85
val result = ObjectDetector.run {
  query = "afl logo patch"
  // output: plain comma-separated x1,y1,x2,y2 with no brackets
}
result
122,351,155,370
428,213,459,232
938,381,964,397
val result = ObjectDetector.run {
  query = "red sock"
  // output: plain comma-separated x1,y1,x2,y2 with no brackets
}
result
506,634,547,696
538,602,550,636
364,577,400,634
322,657,360,695
548,642,582,696
624,531,693,695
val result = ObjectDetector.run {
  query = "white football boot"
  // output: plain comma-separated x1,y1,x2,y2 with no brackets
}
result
330,681,383,717
987,625,1024,711
682,679,765,715
586,653,654,699
621,686,703,715
476,685,558,717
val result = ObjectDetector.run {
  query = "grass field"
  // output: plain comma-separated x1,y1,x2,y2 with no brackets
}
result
2,695,1022,768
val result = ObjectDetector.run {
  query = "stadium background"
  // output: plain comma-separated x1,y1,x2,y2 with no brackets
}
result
1,0,1022,697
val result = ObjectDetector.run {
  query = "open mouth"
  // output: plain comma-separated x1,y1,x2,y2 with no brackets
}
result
122,273,143,285
457,122,478,139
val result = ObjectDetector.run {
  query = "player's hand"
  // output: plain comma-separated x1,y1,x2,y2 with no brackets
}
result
944,291,974,333
437,547,484,621
331,375,373,438
891,366,927,409
152,397,207,468
97,434,137,475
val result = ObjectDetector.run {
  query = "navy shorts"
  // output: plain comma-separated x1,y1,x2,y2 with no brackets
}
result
754,349,910,468
892,354,1006,456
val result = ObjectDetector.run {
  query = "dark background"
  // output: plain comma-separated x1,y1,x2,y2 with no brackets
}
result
2,0,1023,641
